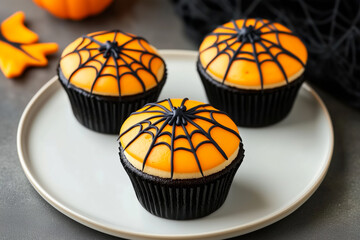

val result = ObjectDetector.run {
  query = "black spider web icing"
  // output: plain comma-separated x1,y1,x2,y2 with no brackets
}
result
200,19,306,89
61,30,165,96
119,98,241,179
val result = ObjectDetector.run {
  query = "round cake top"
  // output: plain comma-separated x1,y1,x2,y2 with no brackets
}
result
199,18,308,90
119,98,242,179
59,30,165,96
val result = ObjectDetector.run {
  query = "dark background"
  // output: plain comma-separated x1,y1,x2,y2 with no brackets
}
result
0,0,359,239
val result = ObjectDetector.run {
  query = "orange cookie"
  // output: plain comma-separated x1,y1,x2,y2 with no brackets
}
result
197,18,308,127
0,12,58,78
119,98,244,219
58,30,167,134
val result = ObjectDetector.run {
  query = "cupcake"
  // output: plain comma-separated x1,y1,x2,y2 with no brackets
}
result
197,18,308,127
119,98,244,220
58,30,166,134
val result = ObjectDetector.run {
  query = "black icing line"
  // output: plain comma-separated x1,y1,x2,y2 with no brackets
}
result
0,29,39,61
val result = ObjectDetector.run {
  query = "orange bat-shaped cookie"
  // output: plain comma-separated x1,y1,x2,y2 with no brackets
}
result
0,11,58,78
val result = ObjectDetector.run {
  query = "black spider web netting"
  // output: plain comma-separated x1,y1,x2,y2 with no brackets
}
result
173,0,360,109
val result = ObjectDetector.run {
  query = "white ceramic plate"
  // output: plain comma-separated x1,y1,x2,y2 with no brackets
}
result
17,50,333,240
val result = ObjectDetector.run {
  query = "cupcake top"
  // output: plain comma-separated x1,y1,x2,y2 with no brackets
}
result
119,98,242,179
59,30,165,96
199,18,308,90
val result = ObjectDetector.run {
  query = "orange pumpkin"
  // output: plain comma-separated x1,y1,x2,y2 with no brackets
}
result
32,0,113,20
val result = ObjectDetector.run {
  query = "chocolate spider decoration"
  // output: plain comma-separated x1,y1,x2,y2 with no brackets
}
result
98,40,121,59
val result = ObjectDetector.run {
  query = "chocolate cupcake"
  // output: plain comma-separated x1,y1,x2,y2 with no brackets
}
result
58,30,166,134
119,98,244,220
197,18,308,127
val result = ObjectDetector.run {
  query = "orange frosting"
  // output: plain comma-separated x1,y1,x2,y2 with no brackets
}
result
119,98,241,178
60,30,165,96
199,19,308,88
33,0,113,20
0,12,58,78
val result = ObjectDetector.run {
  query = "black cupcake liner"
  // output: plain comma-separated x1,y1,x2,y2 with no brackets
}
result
197,60,305,127
58,68,166,134
119,143,245,220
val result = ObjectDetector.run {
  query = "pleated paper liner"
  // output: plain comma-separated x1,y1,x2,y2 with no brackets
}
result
197,61,305,127
58,69,167,134
119,143,245,220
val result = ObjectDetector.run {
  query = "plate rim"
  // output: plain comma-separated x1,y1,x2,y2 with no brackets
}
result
17,49,334,240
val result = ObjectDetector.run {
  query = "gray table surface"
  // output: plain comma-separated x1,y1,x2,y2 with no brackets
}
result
0,0,359,239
